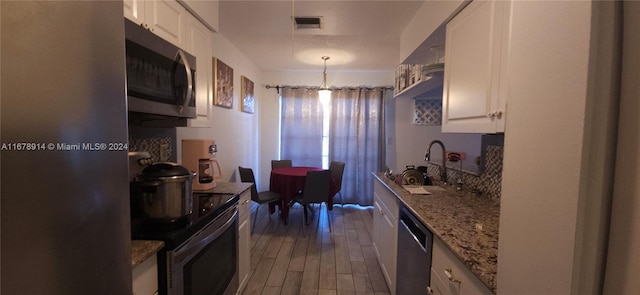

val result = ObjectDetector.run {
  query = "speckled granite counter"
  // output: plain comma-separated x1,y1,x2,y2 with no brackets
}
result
194,181,252,196
373,173,499,293
131,240,164,268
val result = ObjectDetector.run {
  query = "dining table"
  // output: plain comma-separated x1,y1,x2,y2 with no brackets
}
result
269,166,338,224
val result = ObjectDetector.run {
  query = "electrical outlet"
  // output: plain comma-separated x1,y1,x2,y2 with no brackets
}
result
160,143,169,161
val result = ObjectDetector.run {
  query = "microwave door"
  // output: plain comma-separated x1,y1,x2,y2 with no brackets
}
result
174,49,193,115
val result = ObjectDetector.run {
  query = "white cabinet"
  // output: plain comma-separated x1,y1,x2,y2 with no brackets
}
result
124,0,187,47
442,0,510,133
372,180,399,294
237,189,252,293
430,237,492,295
132,254,159,295
184,13,213,127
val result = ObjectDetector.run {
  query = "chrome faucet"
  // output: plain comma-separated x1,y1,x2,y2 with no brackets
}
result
447,152,464,190
425,140,447,184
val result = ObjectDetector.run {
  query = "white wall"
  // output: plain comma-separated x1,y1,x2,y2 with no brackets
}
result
498,2,618,294
177,33,264,184
389,91,482,175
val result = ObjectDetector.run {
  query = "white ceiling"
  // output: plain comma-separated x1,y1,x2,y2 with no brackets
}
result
218,0,426,72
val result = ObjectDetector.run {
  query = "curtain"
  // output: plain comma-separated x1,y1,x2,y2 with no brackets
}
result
329,88,385,206
279,86,385,206
280,87,323,167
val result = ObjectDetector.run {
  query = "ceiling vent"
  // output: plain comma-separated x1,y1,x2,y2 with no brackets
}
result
293,16,323,30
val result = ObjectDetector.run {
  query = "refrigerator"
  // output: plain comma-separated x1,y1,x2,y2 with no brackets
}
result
1,1,131,294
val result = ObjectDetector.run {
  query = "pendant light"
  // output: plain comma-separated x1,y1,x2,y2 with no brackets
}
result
318,56,331,105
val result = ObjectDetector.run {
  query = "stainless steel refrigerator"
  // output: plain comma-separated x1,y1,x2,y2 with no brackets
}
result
1,1,131,294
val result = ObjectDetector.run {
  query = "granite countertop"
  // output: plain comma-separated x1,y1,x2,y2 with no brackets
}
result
131,240,164,268
373,173,499,293
194,181,253,195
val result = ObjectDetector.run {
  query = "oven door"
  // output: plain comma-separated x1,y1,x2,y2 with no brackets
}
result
163,206,239,295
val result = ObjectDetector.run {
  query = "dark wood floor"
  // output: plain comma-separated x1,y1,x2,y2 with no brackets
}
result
241,202,391,295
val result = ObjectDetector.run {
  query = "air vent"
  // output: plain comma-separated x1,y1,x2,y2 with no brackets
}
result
294,16,323,30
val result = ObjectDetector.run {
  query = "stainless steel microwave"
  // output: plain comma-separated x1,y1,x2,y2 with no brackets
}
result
124,19,196,124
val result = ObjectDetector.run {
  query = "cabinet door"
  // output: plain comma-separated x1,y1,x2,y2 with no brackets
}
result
185,14,212,128
132,254,158,295
124,0,145,24
442,0,508,133
238,217,251,293
372,186,398,295
372,197,394,293
144,0,186,47
431,238,493,295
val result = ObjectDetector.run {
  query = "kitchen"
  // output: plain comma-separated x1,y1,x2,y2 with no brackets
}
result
1,1,639,295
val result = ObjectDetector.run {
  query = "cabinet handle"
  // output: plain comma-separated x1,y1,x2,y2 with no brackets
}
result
243,200,250,204
486,111,504,119
444,268,461,284
426,286,434,294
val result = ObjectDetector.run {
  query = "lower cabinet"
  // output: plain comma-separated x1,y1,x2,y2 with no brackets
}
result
237,189,252,293
372,180,399,294
430,237,492,295
132,254,159,295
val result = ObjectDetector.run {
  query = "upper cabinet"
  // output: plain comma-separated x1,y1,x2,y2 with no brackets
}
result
124,0,187,47
184,13,213,127
442,0,510,133
177,0,219,32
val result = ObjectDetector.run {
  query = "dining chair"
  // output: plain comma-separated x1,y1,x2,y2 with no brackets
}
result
290,170,332,236
238,166,283,234
271,159,292,169
329,161,346,205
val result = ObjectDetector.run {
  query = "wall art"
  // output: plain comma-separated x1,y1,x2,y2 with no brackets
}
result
240,76,254,113
213,57,233,108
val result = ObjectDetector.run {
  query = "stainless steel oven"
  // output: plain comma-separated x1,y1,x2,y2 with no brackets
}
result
164,204,238,295
124,18,196,122
132,193,239,295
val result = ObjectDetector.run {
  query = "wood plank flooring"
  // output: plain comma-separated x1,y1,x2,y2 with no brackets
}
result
242,203,391,295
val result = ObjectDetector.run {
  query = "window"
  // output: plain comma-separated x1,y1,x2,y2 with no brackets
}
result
279,87,386,206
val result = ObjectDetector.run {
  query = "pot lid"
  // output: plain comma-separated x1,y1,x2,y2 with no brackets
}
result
141,162,191,178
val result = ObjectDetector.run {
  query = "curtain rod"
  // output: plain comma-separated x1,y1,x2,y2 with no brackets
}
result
265,84,394,94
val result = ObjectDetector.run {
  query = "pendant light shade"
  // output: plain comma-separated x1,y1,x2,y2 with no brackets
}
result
319,56,331,105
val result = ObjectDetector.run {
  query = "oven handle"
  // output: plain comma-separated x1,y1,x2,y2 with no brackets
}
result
173,206,238,265
175,49,193,115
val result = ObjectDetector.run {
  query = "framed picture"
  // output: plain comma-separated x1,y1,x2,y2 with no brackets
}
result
240,76,254,114
213,57,233,108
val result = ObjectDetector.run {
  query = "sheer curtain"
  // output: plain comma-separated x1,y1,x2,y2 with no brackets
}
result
280,87,323,167
329,88,385,206
280,86,385,206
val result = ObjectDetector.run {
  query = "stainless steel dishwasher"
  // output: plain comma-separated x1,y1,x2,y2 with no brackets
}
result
397,205,433,294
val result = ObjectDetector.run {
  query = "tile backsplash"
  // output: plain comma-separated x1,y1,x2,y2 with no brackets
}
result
426,145,503,200
128,126,177,163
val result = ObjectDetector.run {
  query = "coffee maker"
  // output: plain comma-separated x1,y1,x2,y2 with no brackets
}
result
182,139,222,190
